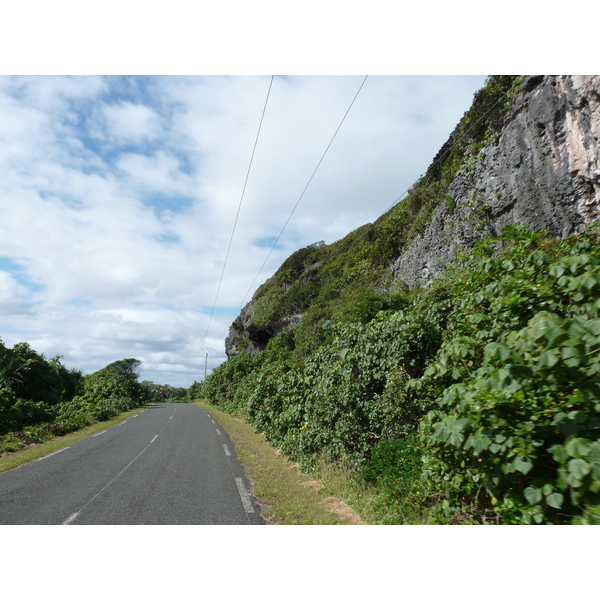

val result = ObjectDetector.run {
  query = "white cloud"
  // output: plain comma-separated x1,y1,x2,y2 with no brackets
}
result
116,150,196,200
102,101,161,142
0,74,488,387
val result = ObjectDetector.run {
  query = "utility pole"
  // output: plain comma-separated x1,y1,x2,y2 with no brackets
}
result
200,347,215,380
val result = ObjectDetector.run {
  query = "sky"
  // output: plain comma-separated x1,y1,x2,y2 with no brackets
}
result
0,74,491,387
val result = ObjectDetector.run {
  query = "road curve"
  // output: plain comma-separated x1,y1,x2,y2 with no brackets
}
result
0,403,264,525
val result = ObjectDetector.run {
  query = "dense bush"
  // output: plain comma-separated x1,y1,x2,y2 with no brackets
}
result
416,224,600,523
204,303,443,471
0,345,83,435
201,223,600,524
143,381,189,402
0,353,152,452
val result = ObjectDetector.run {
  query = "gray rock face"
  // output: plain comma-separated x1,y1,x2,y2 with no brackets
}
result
225,303,302,358
390,75,600,288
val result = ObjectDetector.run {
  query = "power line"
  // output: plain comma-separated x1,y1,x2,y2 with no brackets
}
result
223,75,369,331
202,75,275,344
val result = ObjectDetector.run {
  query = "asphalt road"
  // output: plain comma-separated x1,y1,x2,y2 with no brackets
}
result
0,403,264,525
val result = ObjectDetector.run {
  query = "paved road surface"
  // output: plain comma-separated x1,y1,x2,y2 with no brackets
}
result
0,403,264,525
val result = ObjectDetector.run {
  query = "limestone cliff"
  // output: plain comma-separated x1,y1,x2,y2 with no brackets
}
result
225,75,600,358
390,75,600,287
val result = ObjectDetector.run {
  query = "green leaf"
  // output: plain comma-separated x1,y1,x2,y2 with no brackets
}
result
524,486,542,505
485,342,512,362
567,458,592,485
543,327,568,348
552,412,568,425
545,492,564,509
565,437,590,458
542,483,555,496
514,455,534,475
551,444,568,464
538,351,559,368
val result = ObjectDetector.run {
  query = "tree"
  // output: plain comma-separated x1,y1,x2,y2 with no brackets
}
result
100,358,143,381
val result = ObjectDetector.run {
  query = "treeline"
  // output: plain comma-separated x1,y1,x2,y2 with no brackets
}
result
194,224,600,524
141,381,188,403
0,345,188,454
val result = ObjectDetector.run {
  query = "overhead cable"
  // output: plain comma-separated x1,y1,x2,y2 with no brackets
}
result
221,75,369,337
202,75,275,344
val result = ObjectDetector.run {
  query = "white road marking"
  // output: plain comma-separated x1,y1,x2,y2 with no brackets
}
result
235,478,255,513
169,415,173,420
91,431,106,437
37,447,70,461
62,512,80,525
216,429,222,436
223,444,231,456
133,414,139,418
62,416,173,524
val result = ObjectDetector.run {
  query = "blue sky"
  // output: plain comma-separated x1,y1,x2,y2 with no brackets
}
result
0,74,493,386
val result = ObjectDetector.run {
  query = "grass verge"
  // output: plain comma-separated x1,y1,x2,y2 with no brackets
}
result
0,405,147,474
197,401,366,525
312,459,435,525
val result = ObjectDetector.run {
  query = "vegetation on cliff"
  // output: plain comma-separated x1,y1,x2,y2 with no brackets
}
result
227,76,525,360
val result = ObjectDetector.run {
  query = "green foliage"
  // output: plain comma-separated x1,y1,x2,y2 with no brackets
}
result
0,388,21,434
417,223,600,523
340,290,409,324
209,305,443,472
0,346,154,450
205,222,600,524
195,351,264,415
357,434,432,524
142,381,189,403
0,343,78,406
361,435,422,486
435,75,525,184
0,343,83,435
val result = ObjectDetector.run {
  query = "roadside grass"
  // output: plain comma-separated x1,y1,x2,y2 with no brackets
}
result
0,405,147,474
197,401,366,525
198,401,437,525
312,459,436,525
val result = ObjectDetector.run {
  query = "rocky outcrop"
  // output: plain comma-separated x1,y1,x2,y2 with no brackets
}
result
390,75,600,288
225,303,302,358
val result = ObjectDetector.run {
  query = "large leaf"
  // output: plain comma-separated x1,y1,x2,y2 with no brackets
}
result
524,486,542,505
514,455,534,475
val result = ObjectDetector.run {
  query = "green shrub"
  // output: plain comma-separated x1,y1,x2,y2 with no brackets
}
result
417,224,600,523
205,222,600,524
53,398,95,432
